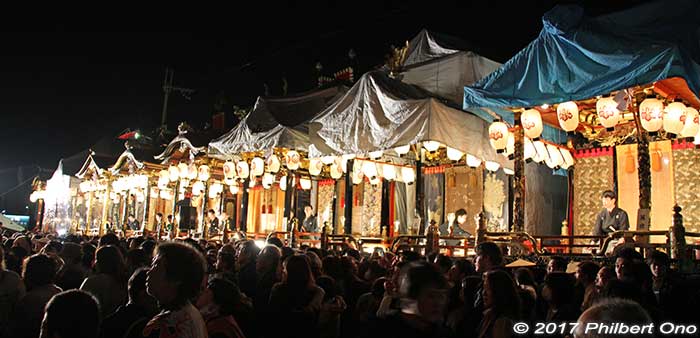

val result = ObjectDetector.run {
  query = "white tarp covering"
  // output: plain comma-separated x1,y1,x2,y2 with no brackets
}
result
400,29,502,104
209,86,346,158
309,71,511,169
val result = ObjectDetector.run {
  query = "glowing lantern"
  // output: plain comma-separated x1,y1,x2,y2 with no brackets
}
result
159,190,172,200
664,100,687,136
505,132,515,157
639,96,664,133
523,137,535,160
330,163,343,179
279,176,287,191
521,109,543,139
321,156,336,165
484,161,500,172
299,178,312,190
446,147,464,161
249,179,256,188
262,173,274,189
394,145,410,156
503,168,514,175
266,155,281,173
401,167,415,184
248,157,263,177
369,150,383,159
308,158,323,176
192,181,205,195
561,149,575,169
197,165,210,181
351,163,364,185
369,176,381,185
177,163,189,179
362,161,378,180
681,106,699,138
236,161,249,179
533,141,548,163
381,164,396,181
466,154,482,168
423,141,441,152
546,145,564,169
158,176,169,189
187,163,198,180
224,177,236,186
556,101,579,131
223,161,236,179
596,97,621,129
285,150,301,170
168,165,179,182
229,183,239,194
488,120,509,152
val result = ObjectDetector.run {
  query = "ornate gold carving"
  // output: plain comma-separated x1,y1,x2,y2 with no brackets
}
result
484,173,507,232
673,147,700,232
573,155,614,236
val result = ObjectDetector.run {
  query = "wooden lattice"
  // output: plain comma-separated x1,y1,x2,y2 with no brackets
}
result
573,150,614,235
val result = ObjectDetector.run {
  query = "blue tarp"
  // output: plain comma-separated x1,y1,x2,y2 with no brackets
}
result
463,0,700,110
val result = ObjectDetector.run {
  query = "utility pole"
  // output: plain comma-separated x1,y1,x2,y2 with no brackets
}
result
160,68,195,131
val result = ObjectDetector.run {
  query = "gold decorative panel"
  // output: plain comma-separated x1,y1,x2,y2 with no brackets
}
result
483,173,506,233
616,143,640,229
360,180,383,236
573,150,614,235
445,166,484,235
316,182,335,231
673,145,700,233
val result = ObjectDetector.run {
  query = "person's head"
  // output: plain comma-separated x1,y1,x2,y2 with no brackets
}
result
448,259,475,285
455,209,468,225
398,261,449,323
316,275,339,302
23,253,57,290
542,272,575,308
574,298,653,338
257,245,282,280
305,250,323,280
482,269,520,319
283,254,315,290
648,250,670,278
547,256,568,274
12,236,32,254
95,245,126,281
266,236,284,249
98,233,119,248
601,190,617,209
81,243,96,268
207,209,216,220
155,213,163,222
167,215,173,222
127,214,135,222
371,276,387,298
615,247,643,282
40,290,100,338
126,248,148,274
128,267,153,305
513,267,537,289
236,240,260,267
199,277,239,316
576,261,600,287
41,240,64,257
216,244,237,273
140,240,156,259
147,242,206,307
322,255,342,280
303,204,314,217
433,254,452,275
595,266,616,290
59,242,82,265
474,241,503,273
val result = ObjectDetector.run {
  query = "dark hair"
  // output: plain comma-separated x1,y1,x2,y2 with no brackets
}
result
96,245,127,284
544,272,576,307
514,267,537,288
483,269,520,318
99,233,119,247
453,259,475,276
167,214,173,220
156,213,163,218
399,250,421,263
284,254,315,291
207,277,240,316
617,247,643,261
316,275,338,301
156,242,207,304
43,240,64,254
602,190,616,200
81,243,97,270
322,255,343,280
576,298,653,338
598,279,644,307
22,253,57,290
371,277,387,298
475,241,503,267
548,256,568,272
43,290,101,338
648,250,669,267
577,261,600,285
399,261,448,299
266,237,284,249
455,209,467,217
207,209,215,215
128,214,135,218
257,245,282,282
128,267,149,301
140,240,157,257
433,254,452,274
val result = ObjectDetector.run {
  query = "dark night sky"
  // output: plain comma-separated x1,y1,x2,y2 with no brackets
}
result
0,1,649,172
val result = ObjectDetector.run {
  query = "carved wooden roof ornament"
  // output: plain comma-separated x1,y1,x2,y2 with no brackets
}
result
109,140,145,175
154,122,207,164
76,151,104,179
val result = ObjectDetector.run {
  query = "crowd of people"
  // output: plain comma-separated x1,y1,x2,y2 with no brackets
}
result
1,229,699,338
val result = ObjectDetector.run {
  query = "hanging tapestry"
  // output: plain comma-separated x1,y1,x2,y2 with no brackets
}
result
445,166,484,235
672,140,700,233
573,148,614,236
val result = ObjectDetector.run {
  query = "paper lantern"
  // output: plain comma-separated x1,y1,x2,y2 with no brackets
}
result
224,177,236,186
561,149,575,169
191,181,205,195
505,132,515,157
394,145,410,156
681,106,700,138
285,150,301,170
695,127,700,145
279,176,287,191
177,163,189,179
262,173,274,189
381,164,396,181
524,137,535,160
556,101,579,131
521,109,543,139
330,163,343,179
546,145,564,169
223,161,236,179
362,161,378,180
401,167,415,184
533,141,548,163
369,150,383,159
639,96,664,133
664,100,686,136
488,121,509,152
309,158,323,176
229,184,239,194
187,163,198,180
157,176,169,189
266,155,281,173
503,168,514,175
466,154,482,168
423,141,441,152
250,157,264,177
210,182,223,194
352,163,364,185
484,161,500,172
320,156,336,165
369,176,381,185
596,97,621,129
446,147,464,161
197,165,210,181
168,165,179,182
236,161,249,179
159,190,172,200
299,178,312,190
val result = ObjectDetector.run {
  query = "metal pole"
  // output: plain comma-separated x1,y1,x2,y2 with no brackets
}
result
161,68,173,128
512,111,525,232
240,179,250,233
344,159,354,235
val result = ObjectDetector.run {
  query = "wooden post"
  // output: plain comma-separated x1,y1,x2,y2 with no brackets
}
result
512,111,525,232
416,157,425,234
321,221,329,251
100,185,110,236
425,220,439,255
637,135,652,246
240,179,250,233
476,211,487,246
171,180,180,237
331,180,338,234
201,182,209,239
85,191,94,234
669,204,688,272
344,160,354,235
143,186,150,233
